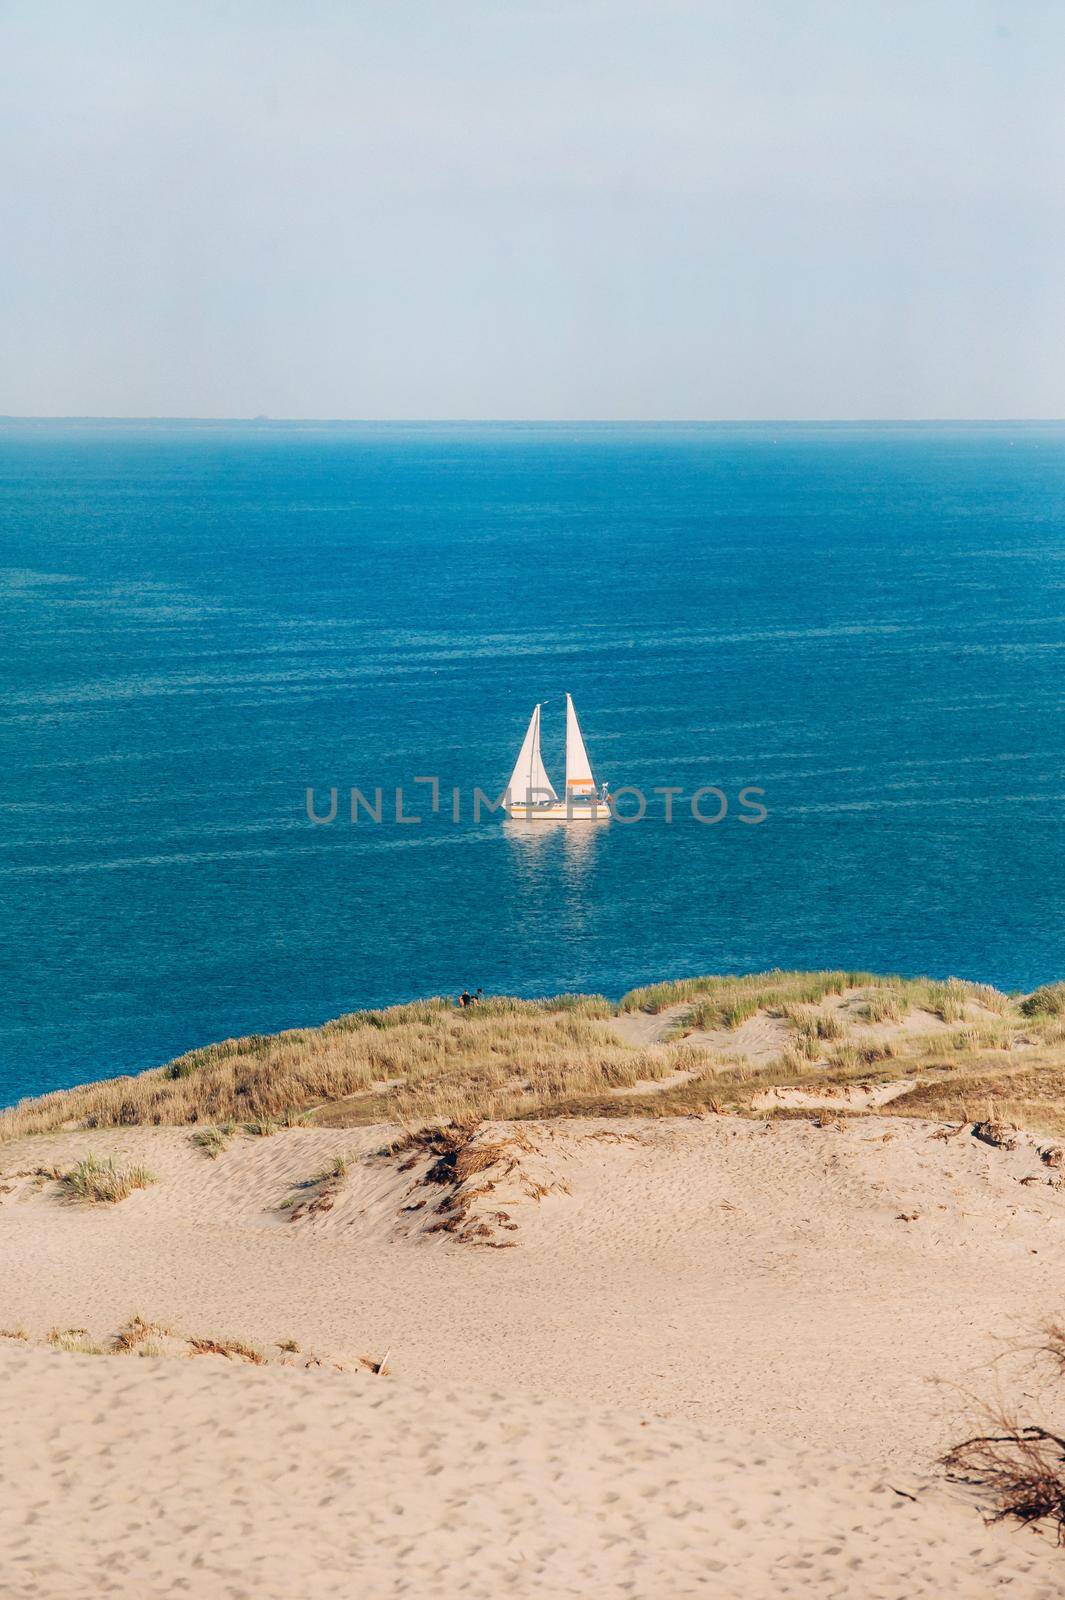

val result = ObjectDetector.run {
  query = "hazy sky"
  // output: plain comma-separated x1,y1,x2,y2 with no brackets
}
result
2,1,1063,419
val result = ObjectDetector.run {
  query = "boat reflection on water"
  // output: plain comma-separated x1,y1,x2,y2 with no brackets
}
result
502,816,603,884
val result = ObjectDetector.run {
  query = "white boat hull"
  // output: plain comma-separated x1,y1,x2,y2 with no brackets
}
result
505,800,611,822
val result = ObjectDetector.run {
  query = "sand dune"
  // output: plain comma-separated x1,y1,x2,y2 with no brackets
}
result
3,1113,1064,1594
1,1343,1059,1600
606,986,1013,1070
751,1078,919,1109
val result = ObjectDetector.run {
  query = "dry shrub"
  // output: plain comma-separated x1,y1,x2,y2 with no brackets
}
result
1041,1321,1065,1374
389,1119,481,1169
386,1120,565,1245
942,1319,1065,1541
815,1040,897,1076
925,978,970,1023
23,1315,365,1374
943,1415,1065,1538
768,1048,809,1078
282,1153,354,1221
188,1335,266,1365
421,1127,534,1188
967,983,1011,1015
686,995,761,1031
971,1118,1018,1152
112,1315,173,1354
245,1116,280,1138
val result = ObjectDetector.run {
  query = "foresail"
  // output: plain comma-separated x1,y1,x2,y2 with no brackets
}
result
528,705,559,801
506,706,538,799
507,704,558,804
565,693,596,794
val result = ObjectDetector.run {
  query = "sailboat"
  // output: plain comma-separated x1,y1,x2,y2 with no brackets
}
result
504,694,611,820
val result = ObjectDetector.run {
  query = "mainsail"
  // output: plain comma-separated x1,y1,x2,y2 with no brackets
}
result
506,703,558,804
565,693,596,796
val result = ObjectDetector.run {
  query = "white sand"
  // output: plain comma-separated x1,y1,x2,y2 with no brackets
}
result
2,1344,1058,1600
2,1114,1064,1595
751,1078,919,1109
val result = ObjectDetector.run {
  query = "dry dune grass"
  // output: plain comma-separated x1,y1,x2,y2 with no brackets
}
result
601,972,1065,1138
47,1327,106,1356
15,1313,376,1374
621,968,875,1017
886,1064,1065,1141
623,968,1011,1025
0,995,651,1140
860,989,902,1023
5,970,1065,1143
585,1048,1065,1140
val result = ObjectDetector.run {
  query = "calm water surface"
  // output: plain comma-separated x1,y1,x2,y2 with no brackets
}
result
2,421,1063,1104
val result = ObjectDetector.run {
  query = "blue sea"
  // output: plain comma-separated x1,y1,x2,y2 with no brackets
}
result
2,421,1064,1106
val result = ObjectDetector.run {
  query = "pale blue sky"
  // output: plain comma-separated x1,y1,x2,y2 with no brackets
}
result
2,1,1062,419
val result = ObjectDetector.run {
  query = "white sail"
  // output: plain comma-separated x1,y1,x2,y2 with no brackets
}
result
565,693,596,796
506,704,558,804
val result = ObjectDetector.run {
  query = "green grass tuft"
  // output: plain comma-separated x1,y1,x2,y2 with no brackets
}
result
190,1125,234,1158
59,1155,157,1204
1022,983,1065,1019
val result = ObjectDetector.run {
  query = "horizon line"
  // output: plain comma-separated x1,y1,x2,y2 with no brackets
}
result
2,415,1064,427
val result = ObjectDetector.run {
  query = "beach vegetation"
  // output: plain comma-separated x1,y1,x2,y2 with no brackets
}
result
620,969,872,1015
58,1155,157,1204
942,1320,1065,1542
47,1327,105,1355
188,1334,266,1365
0,999,670,1136
281,1152,355,1220
112,1315,174,1354
3,972,1065,1141
783,1006,847,1056
861,989,906,1024
1022,983,1065,1019
190,1125,234,1158
245,1116,280,1138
